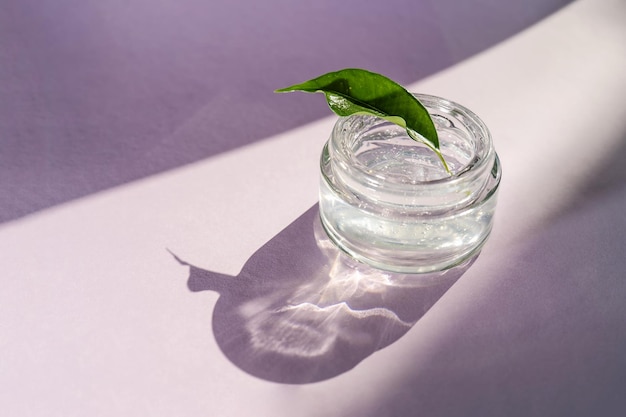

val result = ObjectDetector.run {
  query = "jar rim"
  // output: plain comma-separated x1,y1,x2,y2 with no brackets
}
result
330,93,495,190
414,93,494,184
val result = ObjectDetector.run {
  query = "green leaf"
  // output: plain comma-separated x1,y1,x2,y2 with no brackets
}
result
275,68,440,151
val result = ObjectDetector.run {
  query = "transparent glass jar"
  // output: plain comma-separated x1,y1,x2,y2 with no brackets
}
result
319,94,502,273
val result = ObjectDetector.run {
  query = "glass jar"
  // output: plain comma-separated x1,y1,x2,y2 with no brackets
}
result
319,94,502,273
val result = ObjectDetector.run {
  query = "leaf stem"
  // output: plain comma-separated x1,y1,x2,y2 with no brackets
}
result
407,129,451,175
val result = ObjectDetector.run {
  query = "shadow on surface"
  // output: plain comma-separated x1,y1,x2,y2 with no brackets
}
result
1,0,574,224
351,185,626,417
173,204,475,384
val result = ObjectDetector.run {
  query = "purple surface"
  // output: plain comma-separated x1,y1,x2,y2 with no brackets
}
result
0,0,572,223
2,1,625,415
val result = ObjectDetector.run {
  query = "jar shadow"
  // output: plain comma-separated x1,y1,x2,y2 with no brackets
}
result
172,204,476,384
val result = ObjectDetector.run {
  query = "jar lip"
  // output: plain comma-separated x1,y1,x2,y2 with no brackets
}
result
414,93,494,183
330,93,495,189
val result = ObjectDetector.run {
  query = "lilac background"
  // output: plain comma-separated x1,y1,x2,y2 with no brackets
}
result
1,0,572,223
2,1,626,415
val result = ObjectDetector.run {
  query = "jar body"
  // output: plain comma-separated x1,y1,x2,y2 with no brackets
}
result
319,94,501,273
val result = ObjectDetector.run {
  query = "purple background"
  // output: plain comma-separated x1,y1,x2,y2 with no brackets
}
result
1,0,572,223
3,1,626,415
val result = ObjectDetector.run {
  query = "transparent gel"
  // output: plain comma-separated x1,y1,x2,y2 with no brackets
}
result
319,94,502,273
